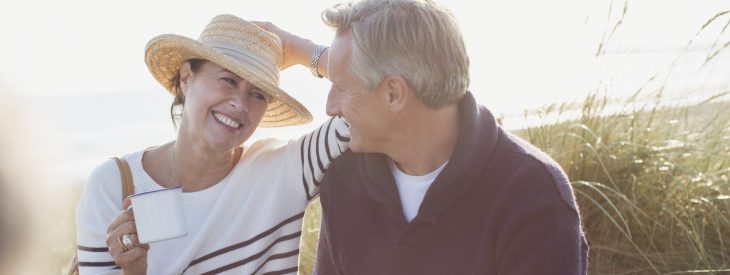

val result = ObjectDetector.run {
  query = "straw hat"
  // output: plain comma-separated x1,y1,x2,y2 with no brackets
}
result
145,14,312,127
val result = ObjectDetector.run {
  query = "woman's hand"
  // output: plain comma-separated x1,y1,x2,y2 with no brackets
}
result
106,198,150,275
254,21,326,73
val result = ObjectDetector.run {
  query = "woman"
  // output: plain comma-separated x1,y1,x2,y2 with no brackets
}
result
75,14,347,274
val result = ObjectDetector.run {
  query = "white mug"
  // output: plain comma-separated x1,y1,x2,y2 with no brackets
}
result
129,187,187,243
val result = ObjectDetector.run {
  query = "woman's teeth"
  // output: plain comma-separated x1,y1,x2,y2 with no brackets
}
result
214,112,241,129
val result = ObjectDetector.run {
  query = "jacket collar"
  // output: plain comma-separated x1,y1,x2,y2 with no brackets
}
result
359,92,500,225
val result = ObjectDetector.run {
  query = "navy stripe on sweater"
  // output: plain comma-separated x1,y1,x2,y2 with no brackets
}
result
184,212,304,272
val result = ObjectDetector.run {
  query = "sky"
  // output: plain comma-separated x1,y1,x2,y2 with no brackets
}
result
1,0,729,183
2,0,728,109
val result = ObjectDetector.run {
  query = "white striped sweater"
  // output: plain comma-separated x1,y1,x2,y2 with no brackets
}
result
75,117,349,274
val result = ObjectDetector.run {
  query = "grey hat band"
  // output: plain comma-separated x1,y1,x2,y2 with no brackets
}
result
206,40,280,85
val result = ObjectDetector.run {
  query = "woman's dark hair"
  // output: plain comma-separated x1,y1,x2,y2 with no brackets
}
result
170,59,206,128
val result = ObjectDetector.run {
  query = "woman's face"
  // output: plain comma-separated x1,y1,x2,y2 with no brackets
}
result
178,61,270,152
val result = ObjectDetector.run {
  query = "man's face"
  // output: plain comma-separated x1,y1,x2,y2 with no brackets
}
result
326,31,390,153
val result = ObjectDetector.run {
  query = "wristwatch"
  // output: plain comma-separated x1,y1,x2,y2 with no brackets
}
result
310,45,329,78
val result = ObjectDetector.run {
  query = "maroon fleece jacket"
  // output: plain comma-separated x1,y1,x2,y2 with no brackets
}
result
313,92,589,275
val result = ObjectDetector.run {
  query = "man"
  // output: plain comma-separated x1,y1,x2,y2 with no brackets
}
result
259,0,588,273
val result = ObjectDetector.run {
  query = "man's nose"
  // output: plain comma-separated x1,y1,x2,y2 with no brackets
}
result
326,86,342,116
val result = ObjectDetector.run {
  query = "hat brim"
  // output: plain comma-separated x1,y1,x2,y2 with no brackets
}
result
145,34,312,127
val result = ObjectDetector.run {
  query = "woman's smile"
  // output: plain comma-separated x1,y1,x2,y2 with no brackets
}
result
212,111,242,129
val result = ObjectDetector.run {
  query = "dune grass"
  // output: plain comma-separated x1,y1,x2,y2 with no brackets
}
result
298,92,730,275
299,197,323,274
521,92,729,274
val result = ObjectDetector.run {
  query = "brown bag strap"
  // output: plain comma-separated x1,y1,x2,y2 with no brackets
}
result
112,157,134,200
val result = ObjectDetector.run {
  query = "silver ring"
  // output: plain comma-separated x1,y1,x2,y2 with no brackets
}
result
120,233,135,252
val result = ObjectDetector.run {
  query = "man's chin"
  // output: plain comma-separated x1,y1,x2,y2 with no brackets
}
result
348,140,367,153
349,144,381,155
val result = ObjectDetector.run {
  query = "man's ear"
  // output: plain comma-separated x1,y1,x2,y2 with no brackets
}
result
382,75,410,113
179,62,193,95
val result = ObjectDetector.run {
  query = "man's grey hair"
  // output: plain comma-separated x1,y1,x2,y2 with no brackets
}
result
322,0,470,108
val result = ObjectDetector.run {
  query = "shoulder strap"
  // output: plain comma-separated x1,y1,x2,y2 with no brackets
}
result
112,157,134,200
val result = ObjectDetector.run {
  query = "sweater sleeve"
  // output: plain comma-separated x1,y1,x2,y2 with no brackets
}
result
75,158,126,275
296,116,350,202
496,201,588,275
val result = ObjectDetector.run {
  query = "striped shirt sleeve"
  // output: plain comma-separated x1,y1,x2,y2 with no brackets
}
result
75,159,124,274
298,116,350,201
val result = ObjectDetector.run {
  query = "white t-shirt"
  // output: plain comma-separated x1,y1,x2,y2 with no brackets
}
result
389,159,448,223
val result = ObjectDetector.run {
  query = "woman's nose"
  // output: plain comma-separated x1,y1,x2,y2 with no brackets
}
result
229,93,249,113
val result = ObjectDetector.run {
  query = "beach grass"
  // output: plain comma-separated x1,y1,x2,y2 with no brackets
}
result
519,92,730,274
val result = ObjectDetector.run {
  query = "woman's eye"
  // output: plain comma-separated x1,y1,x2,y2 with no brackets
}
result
251,91,270,102
220,77,238,88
